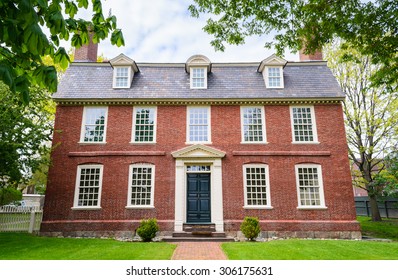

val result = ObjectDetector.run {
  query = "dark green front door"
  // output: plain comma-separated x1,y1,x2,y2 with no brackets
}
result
187,173,211,223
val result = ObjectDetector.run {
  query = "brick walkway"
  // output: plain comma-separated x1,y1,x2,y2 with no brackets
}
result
171,242,227,260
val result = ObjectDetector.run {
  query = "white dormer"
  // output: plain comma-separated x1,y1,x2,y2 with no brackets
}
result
110,54,139,89
258,54,287,88
185,55,211,89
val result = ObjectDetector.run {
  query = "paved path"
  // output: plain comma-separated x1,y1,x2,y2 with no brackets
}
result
171,242,227,260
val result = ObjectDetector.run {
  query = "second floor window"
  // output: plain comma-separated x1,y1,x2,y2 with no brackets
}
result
291,106,318,143
241,106,266,143
187,107,210,143
81,107,107,143
132,107,157,143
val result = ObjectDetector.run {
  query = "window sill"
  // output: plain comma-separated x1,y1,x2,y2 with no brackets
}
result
125,206,155,210
292,141,320,145
185,141,212,145
129,142,157,145
240,142,268,145
78,142,107,145
243,206,273,210
71,207,102,210
297,206,328,210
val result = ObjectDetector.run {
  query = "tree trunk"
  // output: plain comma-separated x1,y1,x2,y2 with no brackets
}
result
368,194,382,221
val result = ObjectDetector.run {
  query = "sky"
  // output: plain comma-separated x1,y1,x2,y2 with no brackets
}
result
70,0,298,63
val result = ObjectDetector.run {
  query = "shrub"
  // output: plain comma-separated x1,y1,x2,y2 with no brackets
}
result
136,218,159,242
0,187,22,206
240,217,261,241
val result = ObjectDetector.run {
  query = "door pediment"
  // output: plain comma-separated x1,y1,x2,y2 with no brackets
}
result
171,144,226,159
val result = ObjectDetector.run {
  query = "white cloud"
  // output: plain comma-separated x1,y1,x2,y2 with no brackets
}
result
76,0,298,62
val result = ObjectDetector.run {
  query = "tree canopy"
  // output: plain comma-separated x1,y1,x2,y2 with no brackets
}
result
189,0,398,86
325,42,398,221
0,0,124,102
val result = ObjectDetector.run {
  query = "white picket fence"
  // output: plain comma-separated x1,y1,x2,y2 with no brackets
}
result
0,205,43,233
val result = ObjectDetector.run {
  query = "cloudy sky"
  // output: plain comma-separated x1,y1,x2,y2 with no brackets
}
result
73,0,298,63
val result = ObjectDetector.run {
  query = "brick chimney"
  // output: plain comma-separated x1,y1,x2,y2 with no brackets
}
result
74,32,98,62
299,48,323,61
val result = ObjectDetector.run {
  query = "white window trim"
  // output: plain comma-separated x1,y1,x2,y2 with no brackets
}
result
131,106,157,144
290,105,319,144
113,66,131,88
190,67,207,89
186,106,212,144
240,106,268,144
126,164,155,209
295,164,327,209
264,66,284,88
243,164,273,209
79,106,108,144
72,164,103,210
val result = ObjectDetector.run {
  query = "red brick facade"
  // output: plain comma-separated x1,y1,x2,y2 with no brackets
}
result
41,102,360,238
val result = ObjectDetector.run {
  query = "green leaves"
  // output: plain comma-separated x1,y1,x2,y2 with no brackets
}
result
0,0,124,101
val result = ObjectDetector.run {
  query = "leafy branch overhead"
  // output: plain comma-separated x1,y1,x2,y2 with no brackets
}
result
189,0,398,86
0,0,124,102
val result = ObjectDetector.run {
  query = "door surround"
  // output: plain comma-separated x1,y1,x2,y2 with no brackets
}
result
171,144,225,232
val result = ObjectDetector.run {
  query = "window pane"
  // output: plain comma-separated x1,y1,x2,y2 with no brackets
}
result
292,107,315,142
297,167,321,206
77,167,101,206
188,107,209,142
242,107,264,142
130,166,153,206
83,108,106,142
245,166,268,206
134,108,155,142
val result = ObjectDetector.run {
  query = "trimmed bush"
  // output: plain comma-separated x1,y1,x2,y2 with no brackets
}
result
136,218,159,242
240,217,261,241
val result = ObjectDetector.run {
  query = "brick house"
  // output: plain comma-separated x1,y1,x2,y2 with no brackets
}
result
41,42,361,239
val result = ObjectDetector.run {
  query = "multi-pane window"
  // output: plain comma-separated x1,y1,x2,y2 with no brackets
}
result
114,67,129,88
187,107,210,143
241,107,266,143
73,165,103,208
291,106,318,142
191,68,206,89
243,164,271,207
127,165,154,207
268,67,282,87
295,165,325,208
81,107,107,143
133,107,156,143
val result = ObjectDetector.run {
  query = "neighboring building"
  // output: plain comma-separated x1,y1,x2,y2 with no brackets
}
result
41,42,361,239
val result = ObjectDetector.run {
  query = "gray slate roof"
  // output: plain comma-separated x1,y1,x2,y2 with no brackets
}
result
53,62,343,101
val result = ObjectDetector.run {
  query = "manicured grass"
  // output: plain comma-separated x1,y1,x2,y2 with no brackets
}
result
0,233,176,260
222,239,398,260
357,216,398,241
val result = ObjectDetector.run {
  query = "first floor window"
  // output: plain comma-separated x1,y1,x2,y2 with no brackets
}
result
243,164,271,208
187,106,211,143
133,107,157,143
291,106,318,143
73,165,103,208
295,164,325,208
127,164,155,207
81,107,108,143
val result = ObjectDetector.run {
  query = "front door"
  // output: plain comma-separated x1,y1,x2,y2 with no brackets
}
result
187,173,211,223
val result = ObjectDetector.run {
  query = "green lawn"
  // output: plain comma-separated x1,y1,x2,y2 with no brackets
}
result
0,233,176,260
222,239,398,260
357,216,398,241
222,217,398,260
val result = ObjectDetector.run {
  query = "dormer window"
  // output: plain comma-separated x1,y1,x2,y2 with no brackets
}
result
114,67,130,88
186,54,211,89
258,54,287,89
191,67,206,89
267,67,283,88
110,54,139,89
